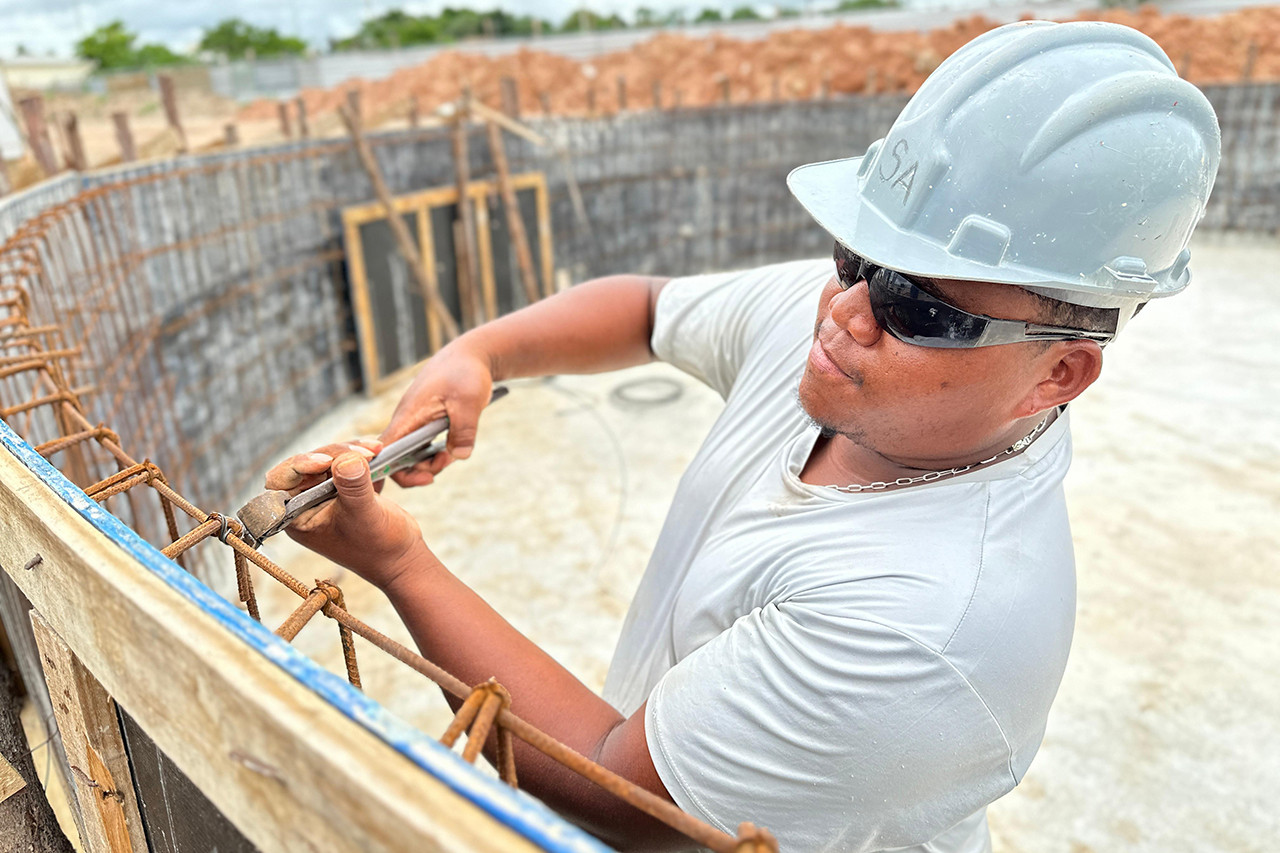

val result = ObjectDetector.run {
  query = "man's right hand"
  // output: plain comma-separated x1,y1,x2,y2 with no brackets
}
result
380,340,494,487
378,274,665,489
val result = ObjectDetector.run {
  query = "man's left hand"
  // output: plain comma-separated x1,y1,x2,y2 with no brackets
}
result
264,442,427,589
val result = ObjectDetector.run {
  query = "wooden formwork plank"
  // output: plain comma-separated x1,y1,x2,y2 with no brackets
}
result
29,610,144,853
534,177,554,300
343,215,381,393
340,103,459,350
341,174,544,229
342,170,551,390
473,195,497,322
0,752,24,804
0,429,562,853
416,200,443,354
451,114,481,329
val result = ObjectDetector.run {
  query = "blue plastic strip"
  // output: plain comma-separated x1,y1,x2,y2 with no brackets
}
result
0,419,611,853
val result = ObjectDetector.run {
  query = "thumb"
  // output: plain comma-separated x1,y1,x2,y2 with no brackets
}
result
331,453,380,522
445,397,481,460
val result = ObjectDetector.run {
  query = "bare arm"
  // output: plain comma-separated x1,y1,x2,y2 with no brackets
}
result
470,273,669,382
385,540,687,850
381,275,669,481
266,451,688,851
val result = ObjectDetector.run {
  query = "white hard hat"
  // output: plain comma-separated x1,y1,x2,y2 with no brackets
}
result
788,20,1222,311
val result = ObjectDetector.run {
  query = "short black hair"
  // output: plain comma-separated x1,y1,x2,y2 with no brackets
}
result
1025,290,1125,340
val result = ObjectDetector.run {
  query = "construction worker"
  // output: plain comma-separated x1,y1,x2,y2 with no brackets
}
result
266,21,1220,852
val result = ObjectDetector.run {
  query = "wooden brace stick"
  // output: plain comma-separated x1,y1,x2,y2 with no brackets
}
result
468,100,548,148
450,102,482,329
486,121,541,306
338,104,460,342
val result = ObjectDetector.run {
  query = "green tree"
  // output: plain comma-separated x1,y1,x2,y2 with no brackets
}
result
331,8,550,50
76,20,190,69
832,0,898,11
199,18,307,59
694,7,725,23
485,10,551,37
635,6,659,26
559,9,628,32
76,21,138,70
438,7,486,40
730,5,762,20
133,44,189,66
333,10,437,49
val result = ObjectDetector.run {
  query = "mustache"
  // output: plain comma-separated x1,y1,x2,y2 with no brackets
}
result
811,320,865,386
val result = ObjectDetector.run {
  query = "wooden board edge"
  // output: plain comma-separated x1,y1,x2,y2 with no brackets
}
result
534,177,554,300
342,174,545,228
342,217,381,395
0,422,609,853
30,610,145,853
0,752,24,805
417,202,443,354
474,200,497,321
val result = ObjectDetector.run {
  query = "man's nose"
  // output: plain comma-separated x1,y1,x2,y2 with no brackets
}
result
829,281,883,347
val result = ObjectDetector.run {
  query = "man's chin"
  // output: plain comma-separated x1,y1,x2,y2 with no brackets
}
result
794,381,841,440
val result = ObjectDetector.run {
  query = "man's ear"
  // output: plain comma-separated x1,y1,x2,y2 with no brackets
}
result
1018,341,1104,416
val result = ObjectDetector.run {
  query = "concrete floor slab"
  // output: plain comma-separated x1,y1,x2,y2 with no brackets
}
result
248,232,1280,851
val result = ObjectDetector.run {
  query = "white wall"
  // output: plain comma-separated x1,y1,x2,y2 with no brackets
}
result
0,76,23,161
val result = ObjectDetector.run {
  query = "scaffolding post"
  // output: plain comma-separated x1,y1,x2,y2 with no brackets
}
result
112,112,137,162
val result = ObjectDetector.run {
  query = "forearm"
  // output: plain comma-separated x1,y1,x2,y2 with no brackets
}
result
382,542,684,848
454,274,665,381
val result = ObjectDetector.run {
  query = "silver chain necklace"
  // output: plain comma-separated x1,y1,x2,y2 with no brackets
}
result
825,416,1050,494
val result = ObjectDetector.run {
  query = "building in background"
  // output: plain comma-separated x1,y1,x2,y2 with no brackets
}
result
0,56,94,92
0,75,23,161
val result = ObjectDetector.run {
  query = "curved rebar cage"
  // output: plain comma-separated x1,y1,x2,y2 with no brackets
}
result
0,137,784,852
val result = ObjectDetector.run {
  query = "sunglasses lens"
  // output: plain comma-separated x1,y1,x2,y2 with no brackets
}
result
832,243,866,289
869,271,989,348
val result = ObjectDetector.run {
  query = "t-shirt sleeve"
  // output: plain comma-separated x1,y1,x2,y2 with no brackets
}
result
650,260,829,398
645,598,1017,852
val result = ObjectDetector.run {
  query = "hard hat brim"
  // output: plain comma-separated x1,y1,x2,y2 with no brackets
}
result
787,156,1043,287
787,157,1188,305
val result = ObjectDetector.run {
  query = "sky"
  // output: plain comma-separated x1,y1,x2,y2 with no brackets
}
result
0,0,756,59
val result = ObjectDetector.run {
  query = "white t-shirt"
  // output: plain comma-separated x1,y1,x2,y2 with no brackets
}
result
601,259,1077,853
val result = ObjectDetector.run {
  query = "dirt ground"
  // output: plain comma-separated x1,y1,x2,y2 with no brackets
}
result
247,231,1280,851
238,4,1280,127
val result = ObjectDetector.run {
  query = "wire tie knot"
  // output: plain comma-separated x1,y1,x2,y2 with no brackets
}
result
205,511,232,544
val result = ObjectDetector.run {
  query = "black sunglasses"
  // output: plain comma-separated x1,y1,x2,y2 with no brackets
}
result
832,242,1113,349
